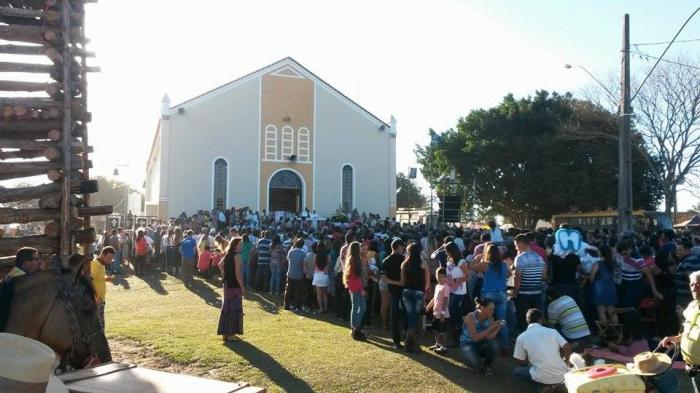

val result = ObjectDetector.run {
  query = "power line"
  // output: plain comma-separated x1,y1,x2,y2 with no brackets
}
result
632,6,700,100
631,50,700,70
632,37,700,47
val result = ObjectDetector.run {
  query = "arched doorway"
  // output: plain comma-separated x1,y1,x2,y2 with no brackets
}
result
268,169,303,214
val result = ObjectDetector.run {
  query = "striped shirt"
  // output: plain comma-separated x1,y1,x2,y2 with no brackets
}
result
620,256,645,282
547,295,590,340
515,251,545,295
675,255,700,307
256,238,272,265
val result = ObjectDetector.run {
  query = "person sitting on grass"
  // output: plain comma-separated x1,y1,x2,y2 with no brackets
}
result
460,297,504,376
427,267,450,354
513,308,571,393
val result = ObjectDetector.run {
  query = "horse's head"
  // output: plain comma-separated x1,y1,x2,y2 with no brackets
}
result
60,255,112,368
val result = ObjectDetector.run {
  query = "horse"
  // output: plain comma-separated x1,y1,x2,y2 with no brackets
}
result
0,255,112,370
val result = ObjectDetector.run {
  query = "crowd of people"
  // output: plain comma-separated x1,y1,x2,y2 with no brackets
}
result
92,208,700,392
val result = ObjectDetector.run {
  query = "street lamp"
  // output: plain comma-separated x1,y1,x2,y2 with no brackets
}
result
564,64,617,104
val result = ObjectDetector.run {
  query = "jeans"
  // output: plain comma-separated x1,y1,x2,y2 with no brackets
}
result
390,292,403,345
648,369,679,393
481,290,508,348
402,289,424,329
350,291,366,329
255,263,270,291
515,293,543,332
241,260,249,287
449,293,466,332
461,340,498,369
513,366,548,392
284,278,304,309
269,264,281,294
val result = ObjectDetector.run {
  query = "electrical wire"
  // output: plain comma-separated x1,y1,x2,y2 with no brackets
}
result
632,38,700,47
631,50,700,71
632,6,700,100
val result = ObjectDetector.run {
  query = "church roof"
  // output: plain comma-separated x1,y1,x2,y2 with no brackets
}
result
169,57,389,127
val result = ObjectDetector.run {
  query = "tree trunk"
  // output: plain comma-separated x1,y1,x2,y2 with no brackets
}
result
0,235,59,255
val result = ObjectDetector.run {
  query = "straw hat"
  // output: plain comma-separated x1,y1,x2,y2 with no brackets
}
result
0,333,69,393
627,351,672,376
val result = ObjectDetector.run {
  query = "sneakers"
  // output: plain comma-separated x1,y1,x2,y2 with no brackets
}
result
351,329,367,341
434,346,448,355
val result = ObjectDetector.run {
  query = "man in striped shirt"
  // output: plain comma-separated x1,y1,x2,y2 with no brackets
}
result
253,230,272,291
675,239,700,308
513,234,546,332
546,287,590,343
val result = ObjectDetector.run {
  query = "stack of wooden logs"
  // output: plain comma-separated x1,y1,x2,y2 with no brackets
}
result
0,0,111,275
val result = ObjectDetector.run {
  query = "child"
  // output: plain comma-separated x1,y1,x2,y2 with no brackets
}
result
427,267,451,354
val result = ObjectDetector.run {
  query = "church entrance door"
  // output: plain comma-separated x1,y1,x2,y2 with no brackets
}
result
268,170,303,214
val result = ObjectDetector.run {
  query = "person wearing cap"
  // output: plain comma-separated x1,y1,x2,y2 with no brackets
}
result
662,270,700,392
0,333,69,393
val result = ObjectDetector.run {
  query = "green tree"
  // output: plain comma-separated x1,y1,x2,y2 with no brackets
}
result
416,91,663,228
90,176,140,216
396,173,428,209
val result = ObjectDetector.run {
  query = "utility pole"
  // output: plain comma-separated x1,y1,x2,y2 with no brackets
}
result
617,13,634,235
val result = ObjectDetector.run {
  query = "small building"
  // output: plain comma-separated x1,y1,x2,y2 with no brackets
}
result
145,57,397,219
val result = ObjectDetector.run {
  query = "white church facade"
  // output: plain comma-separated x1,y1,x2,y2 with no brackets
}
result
145,57,397,220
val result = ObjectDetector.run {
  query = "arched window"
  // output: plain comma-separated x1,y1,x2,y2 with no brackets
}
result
341,164,353,213
281,126,294,159
213,158,227,209
297,127,310,163
265,125,278,160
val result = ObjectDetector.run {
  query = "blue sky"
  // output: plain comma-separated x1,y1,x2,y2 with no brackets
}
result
54,0,700,211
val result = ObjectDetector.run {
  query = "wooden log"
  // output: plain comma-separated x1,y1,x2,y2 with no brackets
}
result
46,169,62,181
0,60,54,73
0,207,57,223
0,179,95,203
0,6,43,19
43,147,60,160
44,220,60,238
38,192,81,209
0,119,63,132
0,139,52,150
0,159,89,181
0,149,44,160
77,205,113,217
0,24,44,44
0,235,59,255
0,80,48,92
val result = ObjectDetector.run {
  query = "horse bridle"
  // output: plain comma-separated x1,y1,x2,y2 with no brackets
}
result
52,268,102,370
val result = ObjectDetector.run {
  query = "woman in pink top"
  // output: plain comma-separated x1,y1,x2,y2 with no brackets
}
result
344,242,367,341
197,245,212,274
427,267,450,354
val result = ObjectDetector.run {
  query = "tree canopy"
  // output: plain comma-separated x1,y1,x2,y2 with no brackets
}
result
396,173,428,209
416,91,662,228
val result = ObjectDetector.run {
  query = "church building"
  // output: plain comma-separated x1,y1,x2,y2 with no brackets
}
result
145,57,397,220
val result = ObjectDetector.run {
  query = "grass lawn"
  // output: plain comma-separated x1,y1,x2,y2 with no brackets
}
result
105,272,524,392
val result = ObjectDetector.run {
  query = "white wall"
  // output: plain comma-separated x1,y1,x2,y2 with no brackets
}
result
164,77,260,217
314,85,393,217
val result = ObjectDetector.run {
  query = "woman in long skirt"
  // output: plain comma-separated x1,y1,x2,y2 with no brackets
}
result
218,236,244,340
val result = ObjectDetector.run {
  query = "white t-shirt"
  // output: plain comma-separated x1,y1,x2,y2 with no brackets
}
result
513,323,569,384
447,259,467,295
454,237,466,253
